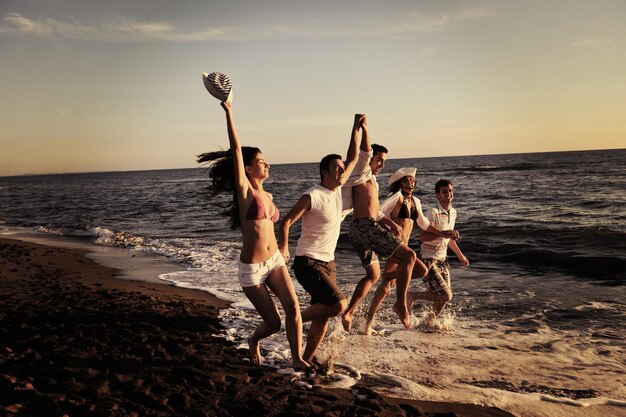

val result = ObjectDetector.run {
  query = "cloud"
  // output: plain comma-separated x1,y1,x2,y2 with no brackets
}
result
386,8,494,36
0,12,225,42
571,39,613,49
0,8,494,43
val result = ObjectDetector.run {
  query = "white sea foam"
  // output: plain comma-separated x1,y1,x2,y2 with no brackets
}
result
331,315,626,417
61,225,625,417
36,226,64,235
574,301,619,312
91,226,145,247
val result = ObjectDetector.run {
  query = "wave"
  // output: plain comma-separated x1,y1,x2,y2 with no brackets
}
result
157,178,208,184
36,226,65,235
91,226,146,247
477,247,625,283
454,162,546,173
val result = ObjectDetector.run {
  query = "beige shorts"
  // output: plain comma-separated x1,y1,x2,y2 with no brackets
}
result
238,249,286,288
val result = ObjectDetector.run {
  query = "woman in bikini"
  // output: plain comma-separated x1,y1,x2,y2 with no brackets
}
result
364,168,455,334
198,101,309,371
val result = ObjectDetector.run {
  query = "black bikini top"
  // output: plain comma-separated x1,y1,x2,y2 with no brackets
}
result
397,196,417,221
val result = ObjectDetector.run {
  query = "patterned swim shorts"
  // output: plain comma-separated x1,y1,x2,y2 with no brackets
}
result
422,258,451,294
349,217,402,267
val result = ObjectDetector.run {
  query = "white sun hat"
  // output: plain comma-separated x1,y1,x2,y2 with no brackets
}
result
388,167,417,187
202,71,233,103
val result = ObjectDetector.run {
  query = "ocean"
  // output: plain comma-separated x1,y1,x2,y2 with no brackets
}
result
1,149,625,417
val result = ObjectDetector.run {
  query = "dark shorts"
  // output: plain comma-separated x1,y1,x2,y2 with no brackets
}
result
422,258,451,294
349,217,402,267
292,256,345,306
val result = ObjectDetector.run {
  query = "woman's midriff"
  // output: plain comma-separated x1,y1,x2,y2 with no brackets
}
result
239,220,278,264
393,218,414,245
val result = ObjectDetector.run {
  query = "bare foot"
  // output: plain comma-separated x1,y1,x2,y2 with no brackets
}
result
392,303,413,330
341,311,354,332
248,336,262,366
293,358,313,374
363,318,375,335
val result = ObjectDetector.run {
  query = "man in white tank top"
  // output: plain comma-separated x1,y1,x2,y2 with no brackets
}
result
278,114,366,365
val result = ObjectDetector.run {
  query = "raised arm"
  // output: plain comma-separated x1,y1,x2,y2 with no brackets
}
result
278,194,312,262
359,114,371,152
221,102,249,198
343,114,364,178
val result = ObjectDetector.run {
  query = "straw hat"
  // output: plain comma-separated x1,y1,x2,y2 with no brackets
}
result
388,167,417,187
202,72,233,103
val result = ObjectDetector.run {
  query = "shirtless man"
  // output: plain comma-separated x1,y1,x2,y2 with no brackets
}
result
340,129,418,331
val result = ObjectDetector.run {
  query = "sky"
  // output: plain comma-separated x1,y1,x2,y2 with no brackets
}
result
1,0,625,176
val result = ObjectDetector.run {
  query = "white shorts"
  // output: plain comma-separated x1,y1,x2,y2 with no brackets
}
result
238,249,286,288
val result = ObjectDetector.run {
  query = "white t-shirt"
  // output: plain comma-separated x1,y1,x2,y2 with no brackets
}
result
295,184,343,262
420,202,457,260
380,191,431,231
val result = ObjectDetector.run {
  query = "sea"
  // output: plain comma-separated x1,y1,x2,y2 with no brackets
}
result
1,149,625,417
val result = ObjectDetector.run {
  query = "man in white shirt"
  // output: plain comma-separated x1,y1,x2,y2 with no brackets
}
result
408,179,469,322
278,114,364,364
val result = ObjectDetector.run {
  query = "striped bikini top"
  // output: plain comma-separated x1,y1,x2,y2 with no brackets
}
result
246,190,279,223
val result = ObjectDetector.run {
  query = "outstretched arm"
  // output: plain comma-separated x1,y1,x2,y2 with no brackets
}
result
418,205,459,240
420,227,460,241
424,224,460,239
221,102,249,198
449,239,469,266
278,194,312,262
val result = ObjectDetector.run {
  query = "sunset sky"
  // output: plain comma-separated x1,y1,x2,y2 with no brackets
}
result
1,0,625,176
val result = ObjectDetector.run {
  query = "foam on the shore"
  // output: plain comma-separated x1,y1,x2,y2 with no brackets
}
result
3,226,624,417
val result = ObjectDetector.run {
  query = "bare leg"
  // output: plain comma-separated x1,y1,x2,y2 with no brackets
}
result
342,262,380,332
301,299,346,323
433,291,452,317
365,276,395,335
242,284,283,366
265,266,310,371
388,245,417,329
409,290,452,319
303,318,330,363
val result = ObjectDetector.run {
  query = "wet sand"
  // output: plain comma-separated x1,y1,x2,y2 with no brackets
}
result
0,237,513,416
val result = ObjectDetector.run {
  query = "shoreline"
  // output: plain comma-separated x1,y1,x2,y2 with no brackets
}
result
0,236,514,416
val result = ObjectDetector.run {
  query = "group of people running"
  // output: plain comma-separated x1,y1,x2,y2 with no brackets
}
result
198,100,469,372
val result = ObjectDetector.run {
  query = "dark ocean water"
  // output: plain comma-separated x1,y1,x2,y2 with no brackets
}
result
1,149,624,335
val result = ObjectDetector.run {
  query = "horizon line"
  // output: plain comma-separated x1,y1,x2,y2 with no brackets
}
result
1,147,623,178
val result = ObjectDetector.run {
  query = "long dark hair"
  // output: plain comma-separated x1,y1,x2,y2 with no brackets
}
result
388,178,404,194
389,176,417,197
197,146,261,230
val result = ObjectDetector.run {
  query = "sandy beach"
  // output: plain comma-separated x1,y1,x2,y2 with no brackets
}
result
0,237,514,416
